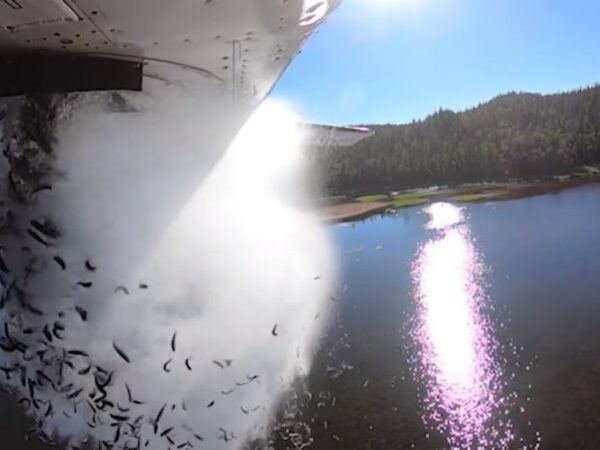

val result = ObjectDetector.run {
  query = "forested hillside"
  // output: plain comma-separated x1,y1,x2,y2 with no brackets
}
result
320,85,600,195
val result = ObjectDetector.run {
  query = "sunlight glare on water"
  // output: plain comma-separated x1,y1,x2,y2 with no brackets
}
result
425,202,463,230
409,203,516,449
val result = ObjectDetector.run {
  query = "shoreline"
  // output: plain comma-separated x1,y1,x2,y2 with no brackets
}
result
320,176,600,223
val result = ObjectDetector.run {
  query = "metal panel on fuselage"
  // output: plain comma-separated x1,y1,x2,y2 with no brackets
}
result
0,0,339,101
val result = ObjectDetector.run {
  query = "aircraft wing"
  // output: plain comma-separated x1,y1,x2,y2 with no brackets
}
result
0,0,340,100
303,124,375,147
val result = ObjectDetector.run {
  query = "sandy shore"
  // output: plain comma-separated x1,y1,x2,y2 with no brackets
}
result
320,201,390,223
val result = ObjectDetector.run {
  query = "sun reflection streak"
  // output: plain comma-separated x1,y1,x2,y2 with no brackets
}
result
410,203,515,449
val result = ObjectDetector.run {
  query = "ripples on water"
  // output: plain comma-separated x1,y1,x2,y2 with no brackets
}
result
408,203,536,449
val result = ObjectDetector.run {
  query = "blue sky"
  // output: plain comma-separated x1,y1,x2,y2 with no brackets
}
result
272,0,600,125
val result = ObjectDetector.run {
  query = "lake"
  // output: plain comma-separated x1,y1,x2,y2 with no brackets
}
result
280,183,600,450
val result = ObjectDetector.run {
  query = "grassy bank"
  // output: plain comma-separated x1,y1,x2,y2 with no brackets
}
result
320,171,600,223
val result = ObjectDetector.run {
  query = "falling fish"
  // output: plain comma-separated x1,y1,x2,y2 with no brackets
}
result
153,403,166,429
170,332,177,352
0,255,9,273
114,286,129,295
30,220,59,240
74,306,88,322
32,184,52,195
212,360,224,369
112,343,130,363
53,256,66,270
160,427,173,437
27,229,50,247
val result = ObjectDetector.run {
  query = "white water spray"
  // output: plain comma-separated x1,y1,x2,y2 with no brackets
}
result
0,84,335,449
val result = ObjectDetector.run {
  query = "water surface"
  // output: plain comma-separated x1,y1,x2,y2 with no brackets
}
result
285,184,600,449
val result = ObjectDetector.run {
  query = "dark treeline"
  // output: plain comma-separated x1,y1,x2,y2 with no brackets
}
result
319,85,600,196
